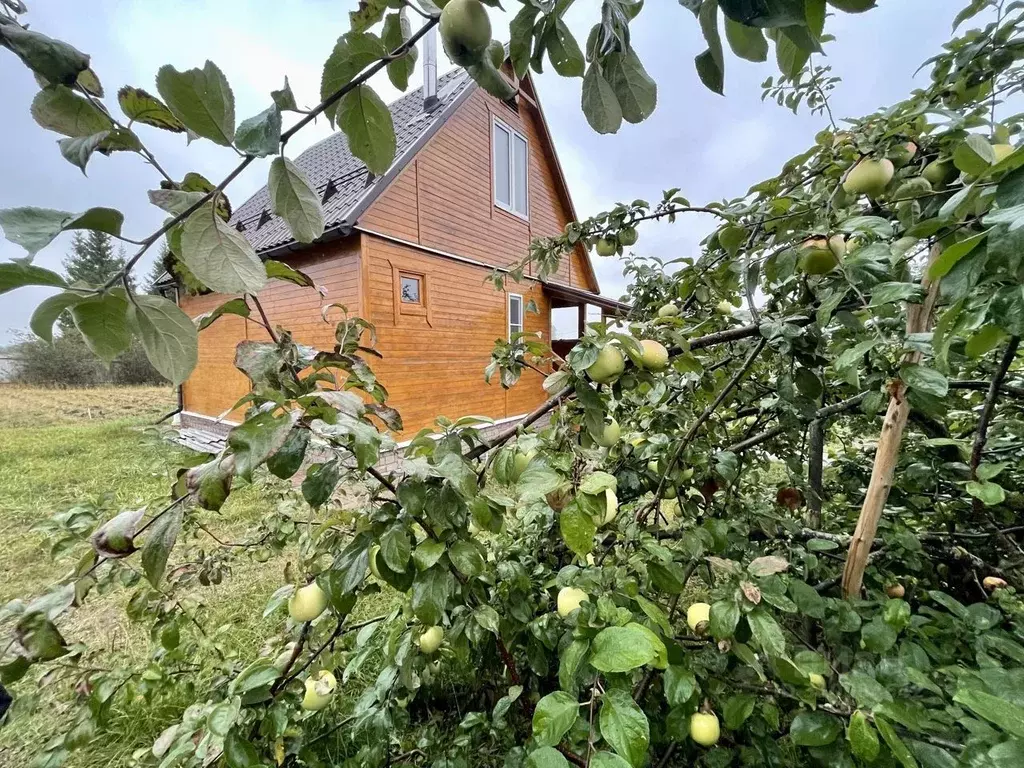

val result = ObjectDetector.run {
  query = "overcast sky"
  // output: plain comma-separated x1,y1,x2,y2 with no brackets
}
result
0,0,965,344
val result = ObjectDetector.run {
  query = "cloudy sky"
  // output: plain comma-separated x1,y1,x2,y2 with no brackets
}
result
0,0,965,344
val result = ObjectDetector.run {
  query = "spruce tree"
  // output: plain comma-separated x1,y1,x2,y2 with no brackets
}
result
63,231,134,290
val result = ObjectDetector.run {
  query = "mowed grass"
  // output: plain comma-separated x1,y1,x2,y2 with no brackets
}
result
0,386,313,767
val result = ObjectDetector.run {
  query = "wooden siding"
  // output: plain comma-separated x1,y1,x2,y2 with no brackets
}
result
179,235,361,421
360,87,598,293
363,233,550,437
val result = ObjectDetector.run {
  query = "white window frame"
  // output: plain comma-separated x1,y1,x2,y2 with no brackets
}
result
508,293,524,340
493,118,529,220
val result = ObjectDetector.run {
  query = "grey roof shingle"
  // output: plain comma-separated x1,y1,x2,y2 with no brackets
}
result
231,69,473,254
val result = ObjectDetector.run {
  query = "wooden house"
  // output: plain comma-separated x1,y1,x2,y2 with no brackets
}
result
175,35,627,448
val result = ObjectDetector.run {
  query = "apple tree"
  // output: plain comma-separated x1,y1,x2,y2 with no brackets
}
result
2,1,1024,767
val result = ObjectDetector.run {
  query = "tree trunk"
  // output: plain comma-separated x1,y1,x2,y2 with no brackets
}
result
806,419,824,528
841,248,942,598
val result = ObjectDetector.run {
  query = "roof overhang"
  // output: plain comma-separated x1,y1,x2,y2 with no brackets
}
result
542,281,630,316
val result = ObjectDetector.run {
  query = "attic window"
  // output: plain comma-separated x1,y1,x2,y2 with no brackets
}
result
493,118,528,219
400,275,421,304
321,179,338,204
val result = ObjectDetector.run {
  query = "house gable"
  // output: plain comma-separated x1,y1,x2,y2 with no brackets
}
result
358,75,600,294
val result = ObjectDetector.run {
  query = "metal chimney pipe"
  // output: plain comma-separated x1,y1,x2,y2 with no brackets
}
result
423,27,438,111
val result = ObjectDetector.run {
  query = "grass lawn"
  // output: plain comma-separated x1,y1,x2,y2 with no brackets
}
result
0,386,315,767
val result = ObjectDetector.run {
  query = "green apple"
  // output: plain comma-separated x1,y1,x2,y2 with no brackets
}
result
923,158,956,188
618,226,638,246
418,625,444,654
289,582,328,623
797,237,838,275
557,587,588,617
439,0,491,67
992,143,1015,162
686,602,711,632
715,300,734,316
302,670,337,711
595,237,618,257
827,0,875,11
594,418,621,448
809,673,826,691
689,712,721,746
639,339,669,371
657,303,679,319
586,345,625,383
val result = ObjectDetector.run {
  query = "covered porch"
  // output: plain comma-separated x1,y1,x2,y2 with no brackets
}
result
542,282,631,361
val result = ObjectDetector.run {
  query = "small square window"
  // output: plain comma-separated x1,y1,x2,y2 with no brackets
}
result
400,275,421,304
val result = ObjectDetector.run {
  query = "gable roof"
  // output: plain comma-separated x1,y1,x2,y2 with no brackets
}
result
230,68,473,255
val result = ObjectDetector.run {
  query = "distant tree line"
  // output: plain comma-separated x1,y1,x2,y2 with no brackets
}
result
5,233,167,387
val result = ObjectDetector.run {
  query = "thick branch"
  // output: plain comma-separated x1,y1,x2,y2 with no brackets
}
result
806,419,824,527
842,247,943,598
970,337,1020,482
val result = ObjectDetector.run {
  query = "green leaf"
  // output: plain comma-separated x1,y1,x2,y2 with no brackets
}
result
839,672,893,709
559,638,589,693
953,135,995,176
141,503,183,587
725,17,768,61
413,539,445,572
155,60,235,146
71,291,131,363
383,10,417,91
117,86,185,132
228,411,294,481
271,77,299,112
720,0,808,27
337,84,396,176
467,56,518,101
966,324,1007,358
268,156,325,244
265,260,316,288
663,666,697,707
776,28,810,78
861,617,898,653
31,291,86,342
329,532,372,595
874,715,919,768
604,48,657,124
695,0,725,94
0,261,67,296
436,453,478,500
600,688,650,768
546,19,585,78
474,604,501,635
127,294,198,385
380,525,412,573
788,580,825,619
560,503,596,557
320,32,387,125
748,555,789,576
928,231,988,279
449,540,484,578
509,4,538,78
196,297,251,331
57,132,110,174
709,599,740,639
790,710,842,747
869,281,925,307
0,25,90,85
235,104,281,157
411,566,452,626
847,711,880,763
0,206,122,258
723,693,756,729
90,508,143,558
590,625,657,673
188,456,234,511
966,480,1006,506
533,691,580,748
180,201,266,294
582,64,623,135
266,427,309,480
349,0,387,31
589,754,632,768
900,364,948,397
223,731,261,768
299,456,339,512
518,464,563,500
31,85,110,137
526,747,570,768
747,609,786,657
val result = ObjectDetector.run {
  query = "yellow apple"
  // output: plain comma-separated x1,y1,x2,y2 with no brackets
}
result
604,488,618,525
586,345,625,383
686,602,711,632
689,712,721,746
715,300,734,316
992,143,1015,162
289,582,328,623
418,625,444,654
557,587,588,617
843,158,894,197
984,576,1008,591
809,673,826,691
302,670,337,711
886,583,905,599
639,339,669,371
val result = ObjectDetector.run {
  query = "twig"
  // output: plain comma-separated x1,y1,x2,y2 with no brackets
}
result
969,336,1020,515
248,293,279,344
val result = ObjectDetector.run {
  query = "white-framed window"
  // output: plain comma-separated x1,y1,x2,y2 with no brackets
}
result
508,293,524,339
493,119,528,218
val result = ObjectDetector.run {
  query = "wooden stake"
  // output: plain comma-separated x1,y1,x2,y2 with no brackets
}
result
841,247,942,598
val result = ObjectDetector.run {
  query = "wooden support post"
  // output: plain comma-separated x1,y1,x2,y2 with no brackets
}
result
841,248,943,599
577,303,587,338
